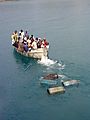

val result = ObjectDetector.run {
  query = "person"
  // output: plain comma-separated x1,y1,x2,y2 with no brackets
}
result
18,41,24,52
27,36,32,51
35,37,38,42
43,38,49,48
23,36,27,44
13,30,18,42
37,38,42,48
25,31,29,38
11,32,15,45
31,40,37,49
11,30,18,48
18,33,23,43
19,29,24,39
30,35,35,43
23,43,28,52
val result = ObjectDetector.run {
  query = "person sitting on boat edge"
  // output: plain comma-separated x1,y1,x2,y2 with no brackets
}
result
19,29,24,39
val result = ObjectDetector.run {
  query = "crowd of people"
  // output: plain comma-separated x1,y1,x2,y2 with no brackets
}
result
11,30,49,52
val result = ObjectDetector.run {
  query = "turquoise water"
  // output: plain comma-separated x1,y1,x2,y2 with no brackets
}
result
0,0,90,120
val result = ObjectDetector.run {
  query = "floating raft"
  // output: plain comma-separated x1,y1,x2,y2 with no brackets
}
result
40,80,57,86
61,80,80,87
47,86,65,95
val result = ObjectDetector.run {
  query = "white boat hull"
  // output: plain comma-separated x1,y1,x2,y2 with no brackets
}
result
14,47,48,59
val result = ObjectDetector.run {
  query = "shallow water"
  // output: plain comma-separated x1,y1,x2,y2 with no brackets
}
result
0,0,90,120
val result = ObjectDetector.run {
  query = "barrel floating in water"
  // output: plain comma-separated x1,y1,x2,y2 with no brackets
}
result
40,79,57,86
47,86,65,95
61,80,80,87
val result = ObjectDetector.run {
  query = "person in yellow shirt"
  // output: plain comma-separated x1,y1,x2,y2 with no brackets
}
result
13,30,18,42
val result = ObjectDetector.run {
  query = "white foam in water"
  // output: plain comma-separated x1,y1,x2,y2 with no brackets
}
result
59,64,65,70
38,55,65,69
38,58,56,66
58,74,66,79
38,56,57,66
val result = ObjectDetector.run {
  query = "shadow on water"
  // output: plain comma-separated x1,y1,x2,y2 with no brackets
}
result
13,49,38,71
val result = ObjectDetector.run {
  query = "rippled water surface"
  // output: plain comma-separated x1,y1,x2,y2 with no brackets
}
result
0,0,90,120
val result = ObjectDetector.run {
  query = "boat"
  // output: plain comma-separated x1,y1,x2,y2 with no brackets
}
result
11,30,49,59
47,86,65,95
61,80,80,87
13,46,48,60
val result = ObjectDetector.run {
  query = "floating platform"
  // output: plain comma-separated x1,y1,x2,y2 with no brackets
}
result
40,79,58,86
47,86,65,95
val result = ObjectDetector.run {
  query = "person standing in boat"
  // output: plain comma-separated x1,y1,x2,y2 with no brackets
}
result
27,36,32,51
18,32,23,43
11,32,15,45
11,30,18,48
30,35,35,43
37,38,42,48
25,31,29,38
19,29,24,39
17,36,24,52
41,38,49,48
31,39,37,49
13,30,18,42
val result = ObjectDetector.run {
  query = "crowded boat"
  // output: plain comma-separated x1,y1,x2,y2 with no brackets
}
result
11,30,49,59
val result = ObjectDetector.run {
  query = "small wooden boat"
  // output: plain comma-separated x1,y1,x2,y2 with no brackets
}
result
14,46,48,59
40,79,58,86
61,80,80,87
47,86,65,95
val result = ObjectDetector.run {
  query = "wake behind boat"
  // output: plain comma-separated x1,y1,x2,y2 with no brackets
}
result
11,30,49,59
